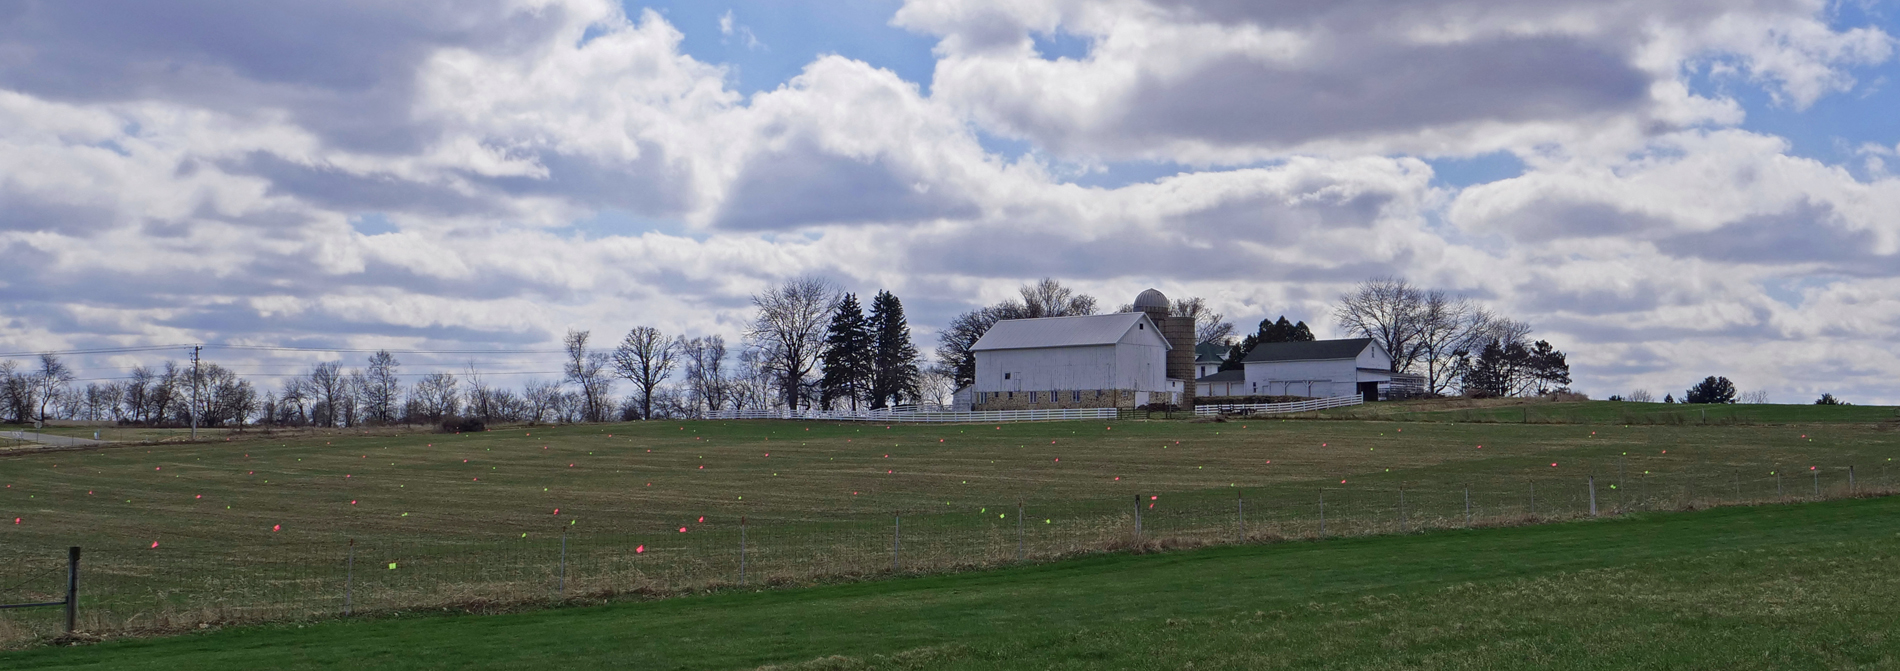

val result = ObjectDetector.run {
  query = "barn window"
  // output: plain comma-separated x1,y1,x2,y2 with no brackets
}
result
1003,372,1010,380
1138,323,1144,329
1007,391,1013,399
1072,390,1081,401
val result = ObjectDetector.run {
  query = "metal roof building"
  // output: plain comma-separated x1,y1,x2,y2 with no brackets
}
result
969,312,1178,410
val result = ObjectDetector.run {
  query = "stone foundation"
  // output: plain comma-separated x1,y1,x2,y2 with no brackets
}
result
972,389,1150,411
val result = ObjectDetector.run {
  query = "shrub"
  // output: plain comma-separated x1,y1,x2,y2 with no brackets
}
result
440,417,486,434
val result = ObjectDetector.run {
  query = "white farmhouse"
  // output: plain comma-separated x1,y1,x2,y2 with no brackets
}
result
1239,338,1423,402
969,311,1180,410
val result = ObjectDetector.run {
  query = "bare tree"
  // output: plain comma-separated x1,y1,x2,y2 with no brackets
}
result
679,335,729,416
364,350,401,424
612,326,679,420
31,353,74,426
1016,277,1098,317
1168,297,1234,345
1627,389,1655,403
746,277,840,411
562,330,613,422
307,362,345,427
463,361,495,422
1334,276,1427,373
411,372,460,422
729,348,776,410
916,365,956,409
522,379,563,424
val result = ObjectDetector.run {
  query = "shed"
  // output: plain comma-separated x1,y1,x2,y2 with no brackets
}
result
1240,338,1421,401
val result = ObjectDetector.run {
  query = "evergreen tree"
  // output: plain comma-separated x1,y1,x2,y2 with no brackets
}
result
818,294,872,410
1220,316,1315,371
868,290,922,409
1684,376,1736,404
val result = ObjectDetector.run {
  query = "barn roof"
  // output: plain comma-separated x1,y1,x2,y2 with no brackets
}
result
1241,338,1375,363
1196,369,1245,382
971,313,1171,351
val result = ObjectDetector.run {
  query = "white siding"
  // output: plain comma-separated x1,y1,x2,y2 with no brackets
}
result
1242,358,1359,398
1357,343,1392,370
973,342,1169,394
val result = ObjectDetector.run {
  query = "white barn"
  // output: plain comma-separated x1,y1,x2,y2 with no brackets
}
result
969,312,1179,410
1240,338,1422,402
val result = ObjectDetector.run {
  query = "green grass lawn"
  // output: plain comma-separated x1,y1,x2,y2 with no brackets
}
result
1325,399,1900,425
3,415,1897,643
4,496,1896,669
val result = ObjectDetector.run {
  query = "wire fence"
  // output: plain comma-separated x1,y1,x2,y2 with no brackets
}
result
709,407,1119,422
0,461,1888,646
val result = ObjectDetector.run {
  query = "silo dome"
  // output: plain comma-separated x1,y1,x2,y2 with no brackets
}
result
1133,288,1169,311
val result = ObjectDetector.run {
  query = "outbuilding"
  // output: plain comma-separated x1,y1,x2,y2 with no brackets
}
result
1240,338,1423,402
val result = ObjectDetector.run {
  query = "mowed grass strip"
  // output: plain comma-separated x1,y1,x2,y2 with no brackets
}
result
5,496,1897,670
1326,399,1900,425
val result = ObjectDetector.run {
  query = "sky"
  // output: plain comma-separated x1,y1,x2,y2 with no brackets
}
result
2,0,1899,403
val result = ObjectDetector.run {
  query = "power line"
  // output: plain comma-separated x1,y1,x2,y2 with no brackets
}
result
69,371,565,383
0,344,196,358
0,343,563,358
209,345,565,355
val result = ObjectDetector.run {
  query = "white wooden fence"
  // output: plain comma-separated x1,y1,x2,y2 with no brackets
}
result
709,406,1118,423
1192,395,1364,416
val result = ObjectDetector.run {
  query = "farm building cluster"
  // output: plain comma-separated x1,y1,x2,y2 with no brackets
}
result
955,289,1423,411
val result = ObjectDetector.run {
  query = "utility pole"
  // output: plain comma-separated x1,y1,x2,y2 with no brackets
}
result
189,345,202,440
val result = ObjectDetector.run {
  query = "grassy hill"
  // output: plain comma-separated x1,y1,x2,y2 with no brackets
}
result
3,415,1896,643
4,495,1896,669
1323,398,1900,425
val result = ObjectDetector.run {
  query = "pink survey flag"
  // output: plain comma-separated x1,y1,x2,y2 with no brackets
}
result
272,524,281,532
636,545,645,553
150,541,159,549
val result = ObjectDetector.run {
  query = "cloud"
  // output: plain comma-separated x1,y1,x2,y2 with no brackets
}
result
1,0,1899,404
895,0,1893,163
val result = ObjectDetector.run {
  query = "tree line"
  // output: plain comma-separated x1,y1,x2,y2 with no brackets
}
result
0,277,934,428
2,275,1591,429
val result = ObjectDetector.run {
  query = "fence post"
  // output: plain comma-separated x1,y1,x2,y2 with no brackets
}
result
893,515,901,572
1236,492,1245,543
559,527,568,597
1398,487,1407,533
739,516,747,587
1588,476,1598,517
1776,471,1782,497
1133,495,1143,540
1529,481,1536,516
1016,501,1025,561
1734,469,1740,501
345,539,354,616
1813,469,1820,497
1850,466,1856,494
64,546,79,634
1463,487,1471,527
1318,489,1326,537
